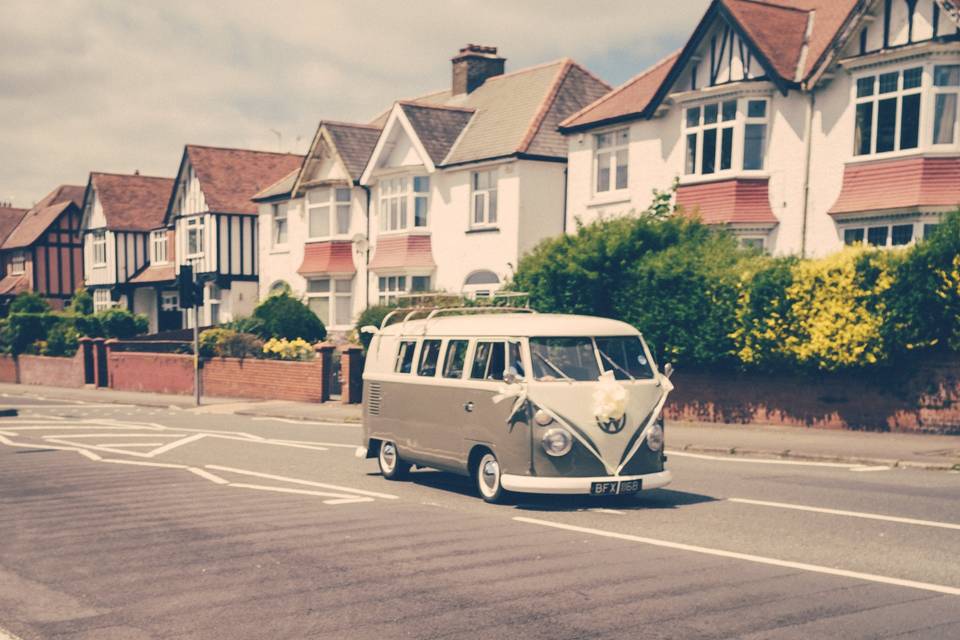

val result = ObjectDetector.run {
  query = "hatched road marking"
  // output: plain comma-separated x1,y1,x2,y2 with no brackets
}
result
727,497,960,531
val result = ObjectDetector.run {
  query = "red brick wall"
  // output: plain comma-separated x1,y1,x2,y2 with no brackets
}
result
108,352,195,396
18,353,84,388
0,355,18,383
202,357,326,403
665,354,960,435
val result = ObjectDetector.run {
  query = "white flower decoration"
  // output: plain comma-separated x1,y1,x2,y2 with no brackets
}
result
593,370,627,424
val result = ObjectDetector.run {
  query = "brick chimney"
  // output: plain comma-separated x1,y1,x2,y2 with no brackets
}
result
452,44,505,95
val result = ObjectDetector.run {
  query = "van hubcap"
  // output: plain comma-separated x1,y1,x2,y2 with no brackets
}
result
380,442,397,472
479,454,500,497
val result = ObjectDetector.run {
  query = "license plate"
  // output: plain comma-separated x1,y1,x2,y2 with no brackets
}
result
590,479,642,496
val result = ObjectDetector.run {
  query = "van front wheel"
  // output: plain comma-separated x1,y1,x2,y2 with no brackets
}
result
475,451,507,504
378,440,410,480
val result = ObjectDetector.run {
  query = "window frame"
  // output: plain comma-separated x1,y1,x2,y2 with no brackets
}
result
150,229,168,264
377,274,431,306
91,230,107,268
683,97,769,179
378,176,429,234
853,65,925,157
306,276,353,328
271,202,289,248
10,250,26,275
306,187,352,241
184,216,204,259
92,288,113,312
839,219,936,248
932,64,960,147
593,127,630,194
470,169,499,228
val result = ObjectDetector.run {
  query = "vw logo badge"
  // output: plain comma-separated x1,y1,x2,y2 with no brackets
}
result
596,413,627,434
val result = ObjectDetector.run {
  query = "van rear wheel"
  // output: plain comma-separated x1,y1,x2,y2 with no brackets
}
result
378,440,410,480
475,451,507,504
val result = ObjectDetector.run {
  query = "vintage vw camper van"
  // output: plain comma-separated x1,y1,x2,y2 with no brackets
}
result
358,308,673,503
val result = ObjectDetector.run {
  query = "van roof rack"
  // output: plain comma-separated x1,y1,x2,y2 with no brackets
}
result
378,292,534,333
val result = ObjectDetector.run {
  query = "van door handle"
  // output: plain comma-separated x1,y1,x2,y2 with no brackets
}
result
464,401,474,413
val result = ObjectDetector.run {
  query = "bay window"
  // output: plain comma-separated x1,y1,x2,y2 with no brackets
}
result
841,221,940,248
684,98,767,176
185,217,204,258
377,274,430,305
594,128,629,193
92,231,107,267
379,177,429,232
151,230,167,264
471,169,498,227
272,202,288,247
854,67,922,156
10,251,25,275
308,187,351,239
307,277,353,327
933,65,959,146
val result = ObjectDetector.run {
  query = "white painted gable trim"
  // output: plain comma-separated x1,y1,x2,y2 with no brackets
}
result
292,125,354,195
359,104,436,185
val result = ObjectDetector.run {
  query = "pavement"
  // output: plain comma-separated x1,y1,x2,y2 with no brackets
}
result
1,382,958,470
0,398,958,639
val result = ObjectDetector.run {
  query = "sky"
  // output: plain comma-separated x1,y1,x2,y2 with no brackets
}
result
0,0,710,208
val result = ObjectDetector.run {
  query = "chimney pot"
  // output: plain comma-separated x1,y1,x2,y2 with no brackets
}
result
134,169,140,175
452,44,505,96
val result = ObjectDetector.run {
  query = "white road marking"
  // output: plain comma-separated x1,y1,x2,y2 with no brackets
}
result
513,516,960,596
0,430,17,436
144,433,207,456
590,508,626,515
101,459,188,469
850,465,893,472
206,464,399,500
41,432,182,438
93,442,167,448
727,497,960,531
268,438,354,450
227,482,373,505
251,417,361,428
188,467,229,485
667,450,873,469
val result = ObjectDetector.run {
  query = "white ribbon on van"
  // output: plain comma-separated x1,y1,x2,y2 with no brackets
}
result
491,383,529,424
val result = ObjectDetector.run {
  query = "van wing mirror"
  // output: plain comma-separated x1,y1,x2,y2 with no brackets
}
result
503,371,520,385
663,362,674,379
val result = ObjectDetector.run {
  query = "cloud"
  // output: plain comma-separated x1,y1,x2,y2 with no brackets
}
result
0,0,707,207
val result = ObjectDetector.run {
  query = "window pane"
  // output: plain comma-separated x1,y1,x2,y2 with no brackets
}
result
398,276,406,289
596,151,610,191
876,98,896,153
473,193,485,223
702,128,717,174
442,340,468,378
595,132,611,149
867,226,888,247
411,276,429,292
335,188,351,202
308,297,330,324
923,223,940,239
855,102,873,155
417,340,442,376
487,342,505,381
335,204,350,234
595,336,654,380
747,100,767,118
686,107,700,128
310,206,330,236
395,341,417,374
899,93,920,150
308,188,330,204
615,149,628,189
274,219,287,244
743,124,765,170
934,94,957,144
685,133,697,175
720,127,733,171
856,76,875,98
722,100,737,121
334,279,351,293
335,295,352,325
488,190,497,223
307,278,330,293
878,71,898,94
934,65,960,87
617,129,629,144
891,224,913,246
399,198,407,228
704,103,718,125
471,342,492,379
902,67,922,90
414,196,428,227
844,228,865,245
473,171,488,190
413,176,430,193
529,337,600,381
507,342,525,379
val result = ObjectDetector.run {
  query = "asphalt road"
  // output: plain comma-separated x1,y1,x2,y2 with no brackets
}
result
1,397,958,639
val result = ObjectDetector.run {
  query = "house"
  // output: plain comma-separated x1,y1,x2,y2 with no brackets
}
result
0,185,85,310
560,0,960,256
253,121,381,333
0,203,27,252
80,172,175,327
163,145,303,326
355,45,611,303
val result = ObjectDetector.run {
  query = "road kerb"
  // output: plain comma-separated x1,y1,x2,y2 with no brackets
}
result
672,444,957,471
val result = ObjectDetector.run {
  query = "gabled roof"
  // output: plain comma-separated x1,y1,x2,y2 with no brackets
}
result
561,0,860,132
88,172,174,232
0,206,27,245
178,145,304,216
366,58,610,173
325,122,383,179
2,184,82,250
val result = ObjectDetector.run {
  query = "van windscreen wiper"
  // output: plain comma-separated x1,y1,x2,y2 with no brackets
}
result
532,351,573,382
597,347,635,381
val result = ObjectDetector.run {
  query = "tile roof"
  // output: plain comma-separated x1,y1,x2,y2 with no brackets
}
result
89,172,174,231
324,122,382,179
0,274,29,296
399,103,476,165
253,169,299,202
297,241,356,276
128,263,176,284
0,206,27,245
2,184,83,250
828,156,960,216
185,145,304,215
676,178,778,225
560,0,860,132
368,234,436,271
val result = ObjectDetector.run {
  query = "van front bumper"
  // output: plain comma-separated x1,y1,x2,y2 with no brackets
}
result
500,470,672,495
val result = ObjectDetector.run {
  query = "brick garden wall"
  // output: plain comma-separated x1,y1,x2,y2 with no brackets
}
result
0,355,17,383
665,353,960,435
107,352,195,396
18,353,85,388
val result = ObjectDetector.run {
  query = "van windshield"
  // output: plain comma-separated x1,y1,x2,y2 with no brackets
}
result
595,336,655,380
530,337,600,381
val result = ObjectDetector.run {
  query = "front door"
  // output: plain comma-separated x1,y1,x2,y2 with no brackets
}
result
158,290,183,331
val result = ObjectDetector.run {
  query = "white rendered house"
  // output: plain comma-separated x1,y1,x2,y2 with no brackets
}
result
561,0,960,256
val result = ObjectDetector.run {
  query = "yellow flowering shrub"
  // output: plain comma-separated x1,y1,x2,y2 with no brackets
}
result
935,253,960,351
262,337,315,361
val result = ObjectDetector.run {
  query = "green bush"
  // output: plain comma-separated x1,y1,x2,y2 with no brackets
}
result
9,292,50,314
67,288,94,315
3,313,59,354
41,323,80,357
252,291,326,342
354,304,397,349
94,308,149,339
199,327,263,359
224,315,268,339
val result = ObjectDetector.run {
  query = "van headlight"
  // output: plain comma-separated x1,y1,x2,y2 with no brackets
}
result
542,428,573,457
646,423,664,452
533,408,554,426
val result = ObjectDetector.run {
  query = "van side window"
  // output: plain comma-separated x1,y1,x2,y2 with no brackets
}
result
507,341,525,379
471,341,505,381
395,341,417,374
442,340,468,378
417,339,442,376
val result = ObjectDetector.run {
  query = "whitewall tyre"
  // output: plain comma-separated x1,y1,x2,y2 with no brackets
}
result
378,440,410,480
476,451,507,504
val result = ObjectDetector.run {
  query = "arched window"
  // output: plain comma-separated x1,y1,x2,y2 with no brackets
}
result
268,280,291,296
462,270,500,299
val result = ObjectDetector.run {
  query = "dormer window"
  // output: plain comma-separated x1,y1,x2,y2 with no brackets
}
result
91,231,107,267
151,230,168,264
594,128,629,193
308,187,352,240
684,98,768,177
